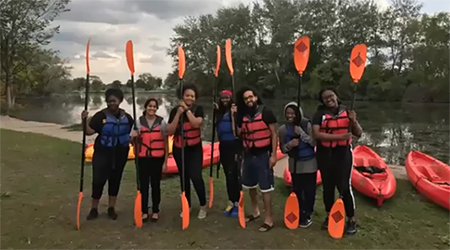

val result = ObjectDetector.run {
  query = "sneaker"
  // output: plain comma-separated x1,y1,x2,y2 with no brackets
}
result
299,214,312,228
198,208,207,219
86,208,98,220
321,216,329,230
223,201,234,216
107,206,118,220
230,204,238,218
346,220,357,234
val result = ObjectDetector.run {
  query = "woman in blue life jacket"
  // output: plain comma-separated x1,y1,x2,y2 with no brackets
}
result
278,102,317,228
81,88,134,221
213,89,241,217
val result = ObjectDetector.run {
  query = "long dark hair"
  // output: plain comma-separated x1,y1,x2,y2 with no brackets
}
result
317,86,341,111
142,98,158,116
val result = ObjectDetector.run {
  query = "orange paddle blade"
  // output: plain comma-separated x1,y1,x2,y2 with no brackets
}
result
85,40,90,74
238,191,245,228
349,43,367,83
76,191,83,230
134,191,143,228
225,39,234,76
214,45,221,77
328,198,346,239
178,45,186,79
181,192,190,230
293,36,310,75
284,192,300,229
208,177,214,208
126,40,135,75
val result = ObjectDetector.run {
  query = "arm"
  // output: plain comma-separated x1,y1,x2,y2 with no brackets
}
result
185,108,203,128
351,120,363,137
296,122,316,147
166,108,181,135
269,124,278,156
86,112,104,136
278,126,290,154
161,121,169,164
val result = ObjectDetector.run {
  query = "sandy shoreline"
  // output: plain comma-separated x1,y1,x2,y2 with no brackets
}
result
0,115,407,179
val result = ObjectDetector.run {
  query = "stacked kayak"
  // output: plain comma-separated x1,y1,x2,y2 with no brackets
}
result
283,167,322,186
405,151,450,210
351,145,396,206
84,138,286,175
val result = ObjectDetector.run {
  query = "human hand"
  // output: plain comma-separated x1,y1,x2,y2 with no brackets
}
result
179,100,189,111
162,162,167,172
288,139,299,147
81,110,89,120
348,110,357,123
230,103,237,114
131,130,139,138
213,102,219,110
340,133,352,140
269,155,277,168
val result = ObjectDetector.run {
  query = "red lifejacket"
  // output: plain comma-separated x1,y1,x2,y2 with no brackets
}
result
174,106,202,148
241,105,271,149
319,108,351,147
137,115,165,158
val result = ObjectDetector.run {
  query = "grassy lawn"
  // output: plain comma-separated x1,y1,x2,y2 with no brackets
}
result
1,128,449,249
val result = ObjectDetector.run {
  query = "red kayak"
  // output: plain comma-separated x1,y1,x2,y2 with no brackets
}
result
352,145,396,206
283,166,322,186
405,151,450,210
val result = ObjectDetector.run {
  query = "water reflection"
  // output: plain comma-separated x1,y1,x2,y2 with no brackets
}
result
13,94,449,165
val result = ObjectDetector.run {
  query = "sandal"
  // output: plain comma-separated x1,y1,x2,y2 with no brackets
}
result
259,223,274,232
245,214,260,223
142,213,149,223
150,213,159,222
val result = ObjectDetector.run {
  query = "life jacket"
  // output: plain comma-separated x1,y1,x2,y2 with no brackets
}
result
137,115,165,158
173,106,202,148
285,119,315,161
216,111,235,142
241,105,271,149
319,106,351,147
99,109,131,147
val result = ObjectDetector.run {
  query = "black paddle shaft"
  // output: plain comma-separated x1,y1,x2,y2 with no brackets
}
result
130,74,141,191
347,84,357,146
292,74,302,175
79,73,90,192
210,77,217,178
179,79,186,192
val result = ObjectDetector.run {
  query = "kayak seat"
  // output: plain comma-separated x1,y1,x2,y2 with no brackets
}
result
355,166,387,180
418,165,442,182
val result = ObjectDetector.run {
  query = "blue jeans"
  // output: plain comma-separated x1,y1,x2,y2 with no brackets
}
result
241,152,274,193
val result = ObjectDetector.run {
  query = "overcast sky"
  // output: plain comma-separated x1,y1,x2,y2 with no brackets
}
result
49,0,449,83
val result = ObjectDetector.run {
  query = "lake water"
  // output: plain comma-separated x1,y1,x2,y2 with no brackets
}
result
13,93,449,165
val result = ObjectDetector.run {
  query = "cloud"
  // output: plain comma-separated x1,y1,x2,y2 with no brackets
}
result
139,54,165,64
149,43,167,52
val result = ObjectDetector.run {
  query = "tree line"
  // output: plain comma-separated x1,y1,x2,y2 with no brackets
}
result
72,73,164,93
165,0,449,103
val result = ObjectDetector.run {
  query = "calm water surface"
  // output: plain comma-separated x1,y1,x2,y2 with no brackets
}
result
13,93,449,165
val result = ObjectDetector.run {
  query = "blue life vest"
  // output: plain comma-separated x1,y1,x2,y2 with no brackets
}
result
216,111,235,142
285,119,315,161
99,109,131,147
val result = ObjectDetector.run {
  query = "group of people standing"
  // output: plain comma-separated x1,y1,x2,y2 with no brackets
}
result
80,84,362,234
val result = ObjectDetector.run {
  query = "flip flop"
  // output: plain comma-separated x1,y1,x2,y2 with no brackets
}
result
245,214,260,223
259,223,274,232
142,213,149,223
150,213,159,222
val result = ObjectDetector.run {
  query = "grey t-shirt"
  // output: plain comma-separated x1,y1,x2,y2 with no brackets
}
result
278,121,318,174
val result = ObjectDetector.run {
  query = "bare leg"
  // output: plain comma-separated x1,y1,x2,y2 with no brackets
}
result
262,192,273,226
249,188,260,217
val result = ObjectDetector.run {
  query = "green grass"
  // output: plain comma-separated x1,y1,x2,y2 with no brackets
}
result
1,128,449,249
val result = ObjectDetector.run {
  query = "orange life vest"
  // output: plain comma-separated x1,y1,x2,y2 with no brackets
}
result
137,116,165,158
241,105,271,149
319,108,351,147
173,106,201,148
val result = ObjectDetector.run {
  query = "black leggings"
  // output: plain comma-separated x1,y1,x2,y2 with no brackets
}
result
292,172,317,217
173,145,206,207
91,147,129,200
138,157,164,214
219,143,240,203
317,146,355,218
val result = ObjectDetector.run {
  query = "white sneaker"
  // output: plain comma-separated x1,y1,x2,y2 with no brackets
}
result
197,209,207,219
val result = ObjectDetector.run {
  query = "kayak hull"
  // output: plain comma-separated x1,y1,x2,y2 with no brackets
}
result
405,151,450,210
283,166,322,186
351,145,396,206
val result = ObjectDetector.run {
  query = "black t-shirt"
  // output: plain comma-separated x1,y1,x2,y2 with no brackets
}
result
312,105,349,152
168,105,204,148
89,109,134,151
237,105,277,155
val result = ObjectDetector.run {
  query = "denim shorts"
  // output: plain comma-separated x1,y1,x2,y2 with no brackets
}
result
241,152,274,193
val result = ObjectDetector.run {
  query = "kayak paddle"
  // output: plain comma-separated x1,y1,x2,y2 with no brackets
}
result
284,35,310,230
178,45,190,230
328,43,367,239
225,38,245,229
76,39,90,230
208,45,221,209
126,40,143,228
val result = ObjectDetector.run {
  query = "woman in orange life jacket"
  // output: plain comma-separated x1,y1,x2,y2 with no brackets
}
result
166,83,207,219
235,86,278,232
213,89,241,217
130,98,168,222
81,88,134,221
278,102,317,228
311,87,363,235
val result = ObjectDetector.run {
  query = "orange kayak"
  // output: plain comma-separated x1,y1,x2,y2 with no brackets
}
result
405,151,450,210
352,145,396,206
283,166,322,186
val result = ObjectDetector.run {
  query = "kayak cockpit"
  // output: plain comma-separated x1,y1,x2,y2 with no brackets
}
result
354,165,387,180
